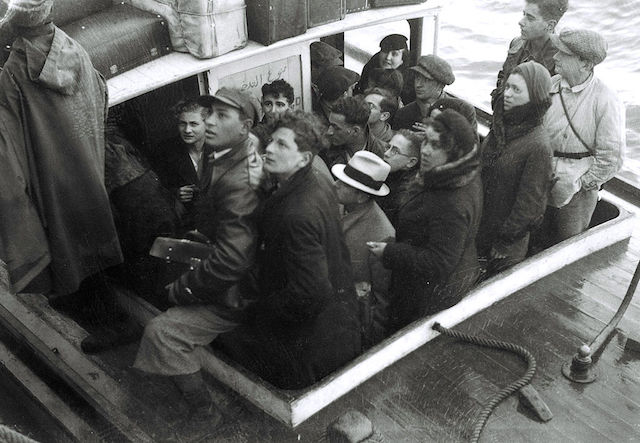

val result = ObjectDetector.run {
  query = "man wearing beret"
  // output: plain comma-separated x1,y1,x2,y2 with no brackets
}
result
541,29,625,244
392,54,457,131
491,0,569,110
357,34,415,103
133,88,264,437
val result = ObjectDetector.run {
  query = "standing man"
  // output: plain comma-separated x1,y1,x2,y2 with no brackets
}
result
364,87,397,143
322,95,388,170
491,0,569,110
151,100,211,232
542,30,624,244
392,55,456,131
0,0,122,295
228,110,360,389
379,130,422,225
133,88,263,438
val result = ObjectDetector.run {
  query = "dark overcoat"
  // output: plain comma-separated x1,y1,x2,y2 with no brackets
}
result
225,164,361,389
383,146,483,331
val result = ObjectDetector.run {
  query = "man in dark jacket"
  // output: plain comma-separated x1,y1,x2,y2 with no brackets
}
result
392,55,457,131
224,110,361,389
321,95,388,170
150,99,212,232
490,0,568,110
133,88,263,436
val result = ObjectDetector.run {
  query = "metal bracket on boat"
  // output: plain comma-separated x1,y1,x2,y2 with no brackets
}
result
561,344,597,384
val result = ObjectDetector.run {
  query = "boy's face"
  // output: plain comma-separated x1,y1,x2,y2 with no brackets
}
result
262,93,291,121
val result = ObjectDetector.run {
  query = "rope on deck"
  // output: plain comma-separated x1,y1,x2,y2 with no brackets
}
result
432,322,537,443
0,424,39,443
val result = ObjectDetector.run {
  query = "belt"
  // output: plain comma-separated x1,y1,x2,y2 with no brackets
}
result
553,151,592,159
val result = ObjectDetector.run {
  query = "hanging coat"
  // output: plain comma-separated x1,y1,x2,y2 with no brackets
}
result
0,23,122,294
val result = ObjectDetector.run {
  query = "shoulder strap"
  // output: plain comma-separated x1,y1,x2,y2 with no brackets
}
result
559,90,592,152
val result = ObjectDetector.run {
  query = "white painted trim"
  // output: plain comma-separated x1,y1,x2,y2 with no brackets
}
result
115,196,635,428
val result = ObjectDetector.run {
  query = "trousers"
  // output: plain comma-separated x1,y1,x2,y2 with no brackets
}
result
133,305,238,376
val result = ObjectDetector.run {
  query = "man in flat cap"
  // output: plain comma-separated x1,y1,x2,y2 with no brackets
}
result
491,0,569,110
357,34,415,103
0,0,123,300
133,87,264,437
392,54,459,131
539,29,625,245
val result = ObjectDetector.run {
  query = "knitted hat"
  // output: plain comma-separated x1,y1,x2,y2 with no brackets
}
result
429,97,476,127
433,109,475,162
410,55,455,86
331,150,391,196
511,61,552,104
317,66,360,102
0,0,53,30
550,29,608,65
379,34,408,52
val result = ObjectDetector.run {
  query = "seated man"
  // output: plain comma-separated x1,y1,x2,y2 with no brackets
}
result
379,129,422,226
314,66,360,125
150,100,211,232
321,95,388,170
223,110,361,389
332,151,395,343
392,55,456,131
364,87,398,143
133,88,263,436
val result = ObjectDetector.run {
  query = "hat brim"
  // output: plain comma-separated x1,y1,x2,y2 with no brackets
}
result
410,65,439,83
550,33,574,55
331,164,390,197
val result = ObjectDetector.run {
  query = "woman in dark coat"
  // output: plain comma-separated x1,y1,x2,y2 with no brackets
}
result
478,61,553,274
369,110,483,331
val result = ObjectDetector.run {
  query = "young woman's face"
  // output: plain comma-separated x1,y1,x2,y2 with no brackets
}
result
503,73,531,111
379,49,404,69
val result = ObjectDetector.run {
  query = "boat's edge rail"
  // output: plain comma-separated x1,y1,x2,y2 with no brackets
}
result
113,195,636,428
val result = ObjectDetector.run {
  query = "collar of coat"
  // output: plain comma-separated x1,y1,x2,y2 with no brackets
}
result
417,144,480,190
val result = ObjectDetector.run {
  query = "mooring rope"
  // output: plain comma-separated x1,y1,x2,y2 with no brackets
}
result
0,424,39,443
432,322,537,443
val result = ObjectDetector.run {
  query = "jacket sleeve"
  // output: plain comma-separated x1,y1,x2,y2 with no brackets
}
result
262,217,333,324
580,92,625,190
497,146,553,244
173,180,259,305
382,203,470,284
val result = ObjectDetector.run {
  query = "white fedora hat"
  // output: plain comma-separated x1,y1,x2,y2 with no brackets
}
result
331,150,390,197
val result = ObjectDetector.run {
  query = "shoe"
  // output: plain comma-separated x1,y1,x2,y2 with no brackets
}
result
175,402,224,441
80,325,141,354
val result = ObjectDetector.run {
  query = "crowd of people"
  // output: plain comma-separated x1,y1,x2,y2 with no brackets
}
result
0,0,626,437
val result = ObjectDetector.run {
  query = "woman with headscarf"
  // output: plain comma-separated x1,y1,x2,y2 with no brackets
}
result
368,109,482,331
478,60,553,275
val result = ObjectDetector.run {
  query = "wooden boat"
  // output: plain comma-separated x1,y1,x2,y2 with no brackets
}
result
1,2,639,442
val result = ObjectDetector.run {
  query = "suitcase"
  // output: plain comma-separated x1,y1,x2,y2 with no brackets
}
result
245,0,307,46
61,3,172,79
50,0,112,27
369,0,425,7
307,0,345,28
126,0,247,59
346,0,369,13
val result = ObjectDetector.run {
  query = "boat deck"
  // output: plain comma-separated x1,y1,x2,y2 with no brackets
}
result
6,226,638,442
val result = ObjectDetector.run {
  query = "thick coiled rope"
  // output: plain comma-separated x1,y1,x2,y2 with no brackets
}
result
0,424,38,443
432,322,537,443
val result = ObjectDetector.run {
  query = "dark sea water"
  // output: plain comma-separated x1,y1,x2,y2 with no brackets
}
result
346,0,640,183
